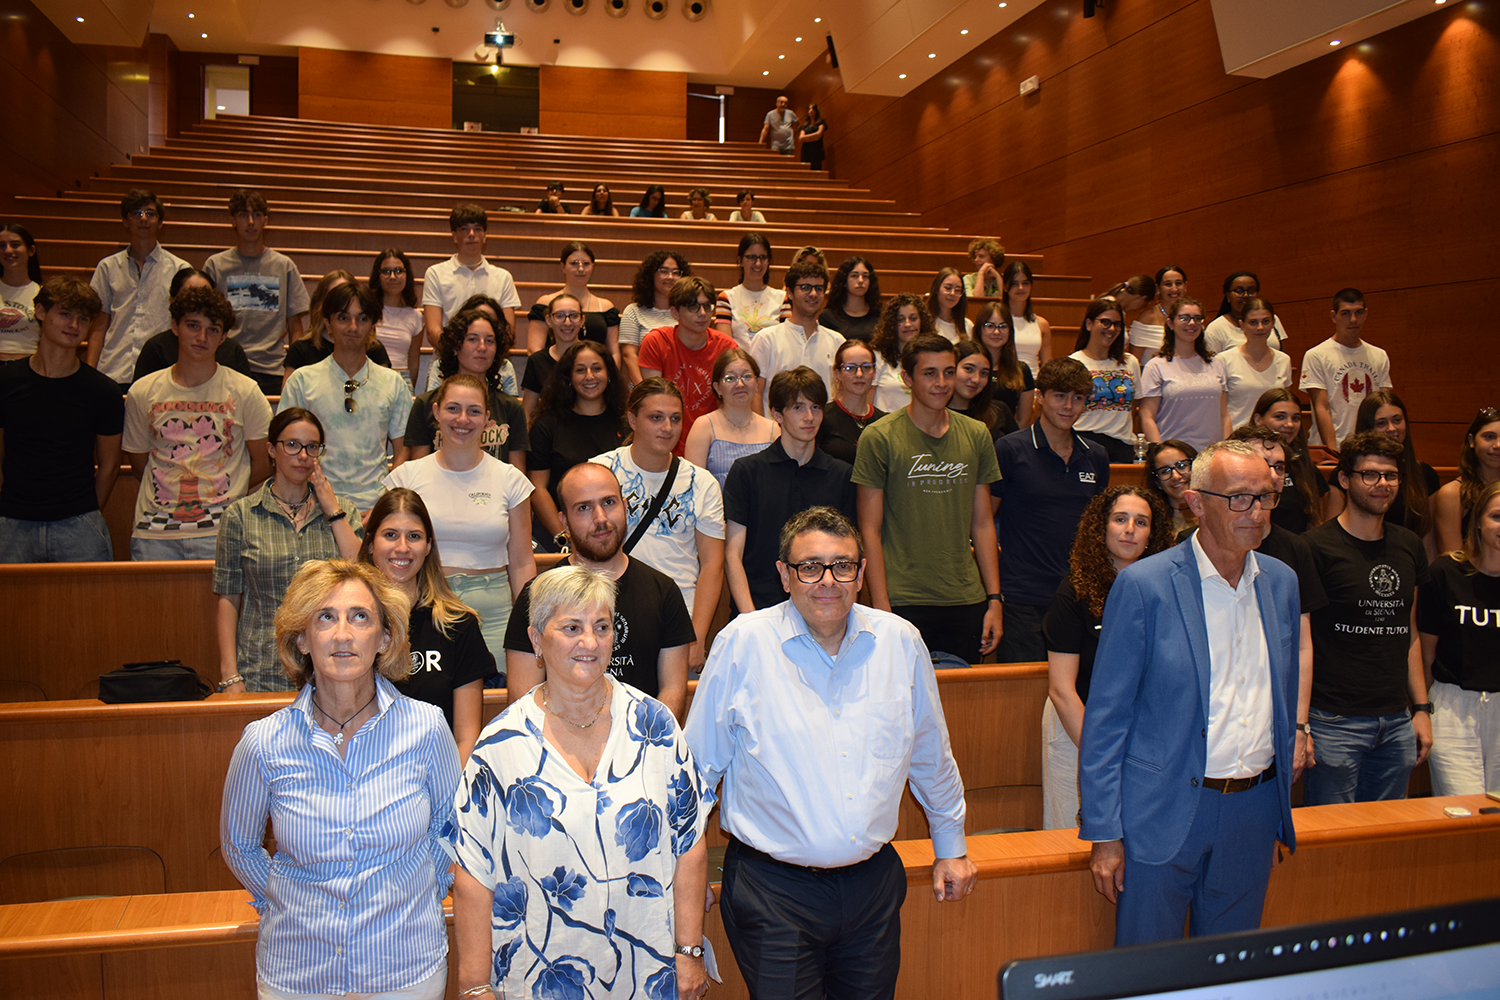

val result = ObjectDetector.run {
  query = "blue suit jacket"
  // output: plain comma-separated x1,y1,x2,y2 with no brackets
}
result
1078,540,1299,864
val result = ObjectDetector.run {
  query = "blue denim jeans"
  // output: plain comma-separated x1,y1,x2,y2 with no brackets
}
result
1302,707,1418,805
130,534,218,561
0,511,113,562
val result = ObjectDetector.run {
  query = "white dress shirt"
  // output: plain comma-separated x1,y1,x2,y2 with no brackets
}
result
748,319,843,411
90,243,190,383
684,600,968,867
1191,532,1276,779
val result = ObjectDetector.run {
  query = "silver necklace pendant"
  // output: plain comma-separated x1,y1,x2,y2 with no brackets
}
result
333,732,344,746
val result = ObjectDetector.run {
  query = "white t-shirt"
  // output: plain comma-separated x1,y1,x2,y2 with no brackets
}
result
715,284,787,351
1204,314,1288,354
1217,347,1292,431
1069,350,1141,444
728,210,766,223
933,316,968,344
1011,314,1044,377
383,452,533,570
747,319,843,410
122,365,273,539
0,279,40,355
1139,353,1228,453
679,211,718,221
872,358,910,414
374,305,423,375
619,304,674,348
1298,338,1393,447
589,447,724,612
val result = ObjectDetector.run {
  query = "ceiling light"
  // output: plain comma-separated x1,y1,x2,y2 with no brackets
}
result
200,31,208,37
813,16,821,22
188,12,195,17
961,28,969,34
1435,0,1445,4
928,52,936,58
762,70,770,75
216,105,226,111
794,36,802,41
778,54,784,59
1329,39,1341,45
74,15,83,20
998,2,1007,6
898,73,907,79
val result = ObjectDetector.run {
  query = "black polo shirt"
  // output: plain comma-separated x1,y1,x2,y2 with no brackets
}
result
993,424,1110,606
722,438,858,610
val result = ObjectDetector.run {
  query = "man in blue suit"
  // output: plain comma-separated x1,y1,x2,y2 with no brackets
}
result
1080,440,1300,945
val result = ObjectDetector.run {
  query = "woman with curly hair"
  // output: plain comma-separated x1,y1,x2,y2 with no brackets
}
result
1357,389,1439,559
527,341,628,549
405,308,527,467
1042,485,1173,829
619,250,692,385
870,292,936,413
963,237,1004,298
1433,407,1500,554
819,256,882,341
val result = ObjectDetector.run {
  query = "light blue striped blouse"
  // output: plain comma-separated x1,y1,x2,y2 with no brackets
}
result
221,674,460,995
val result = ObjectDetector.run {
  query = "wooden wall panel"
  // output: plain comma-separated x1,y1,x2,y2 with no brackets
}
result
539,66,686,139
785,0,1500,439
168,51,300,139
297,47,452,129
686,83,793,144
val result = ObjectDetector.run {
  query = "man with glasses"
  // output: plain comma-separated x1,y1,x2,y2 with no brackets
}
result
204,190,311,397
1302,430,1432,804
122,285,271,560
637,276,735,455
994,357,1110,662
1080,440,1300,944
685,505,977,999
87,189,192,390
1300,288,1393,451
724,367,857,613
748,259,843,412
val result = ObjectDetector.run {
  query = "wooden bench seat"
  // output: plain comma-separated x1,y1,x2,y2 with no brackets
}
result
2,796,1496,1000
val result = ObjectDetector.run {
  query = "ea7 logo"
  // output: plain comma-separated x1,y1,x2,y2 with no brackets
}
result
1078,471,1097,484
1035,970,1075,988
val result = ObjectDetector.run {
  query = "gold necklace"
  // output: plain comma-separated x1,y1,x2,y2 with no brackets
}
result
540,684,608,730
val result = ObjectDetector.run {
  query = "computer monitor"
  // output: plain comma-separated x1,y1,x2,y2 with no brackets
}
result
999,897,1500,1000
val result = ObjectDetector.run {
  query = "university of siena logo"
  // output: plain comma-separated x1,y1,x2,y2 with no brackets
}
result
1368,563,1400,599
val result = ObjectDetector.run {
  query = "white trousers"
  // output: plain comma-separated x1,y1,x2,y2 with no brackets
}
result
1042,698,1081,830
1428,680,1500,797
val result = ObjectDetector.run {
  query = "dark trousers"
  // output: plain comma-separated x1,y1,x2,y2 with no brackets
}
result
250,371,284,397
996,600,1048,663
890,600,986,664
1077,430,1137,463
721,839,907,1000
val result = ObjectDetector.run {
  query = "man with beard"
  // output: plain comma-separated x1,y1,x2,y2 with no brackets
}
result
1303,430,1433,804
502,461,695,720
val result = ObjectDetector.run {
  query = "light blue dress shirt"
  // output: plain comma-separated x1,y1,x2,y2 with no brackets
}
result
221,674,460,995
684,600,968,868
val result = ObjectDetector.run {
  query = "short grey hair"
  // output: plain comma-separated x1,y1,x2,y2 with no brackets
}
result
528,565,617,632
1189,439,1263,490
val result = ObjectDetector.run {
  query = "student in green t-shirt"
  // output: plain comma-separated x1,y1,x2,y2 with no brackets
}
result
852,334,1003,664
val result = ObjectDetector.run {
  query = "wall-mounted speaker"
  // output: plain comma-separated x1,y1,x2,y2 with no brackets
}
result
605,0,628,16
525,0,550,11
484,0,511,9
682,0,707,21
644,0,667,20
565,0,588,14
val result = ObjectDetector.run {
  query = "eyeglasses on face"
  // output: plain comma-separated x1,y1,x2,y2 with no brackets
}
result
1229,287,1258,297
1093,317,1121,331
127,208,159,221
657,267,683,278
789,559,860,583
1196,489,1281,512
1352,469,1402,486
1175,314,1205,326
741,254,770,265
719,373,756,385
794,283,826,295
678,301,713,314
551,311,583,323
980,321,1009,332
379,267,406,277
278,439,326,457
838,362,876,374
1154,458,1193,480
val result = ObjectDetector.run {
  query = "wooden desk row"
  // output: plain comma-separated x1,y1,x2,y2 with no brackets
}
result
3,796,1497,1000
0,665,1049,897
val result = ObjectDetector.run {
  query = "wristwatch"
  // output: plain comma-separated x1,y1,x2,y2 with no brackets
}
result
1295,722,1312,735
1410,703,1434,715
675,944,704,959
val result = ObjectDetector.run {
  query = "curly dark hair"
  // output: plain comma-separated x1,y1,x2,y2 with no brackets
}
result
871,293,935,368
1069,486,1175,618
630,250,693,308
436,308,505,393
535,341,627,425
826,256,882,314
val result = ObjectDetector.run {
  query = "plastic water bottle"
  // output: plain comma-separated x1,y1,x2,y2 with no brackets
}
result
1134,433,1148,464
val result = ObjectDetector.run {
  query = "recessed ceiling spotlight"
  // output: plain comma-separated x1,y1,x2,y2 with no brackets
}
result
778,54,784,59
928,52,936,58
1329,38,1341,45
1435,0,1445,4
200,31,208,37
794,36,802,41
74,15,83,20
998,2,1007,6
961,28,968,34
813,16,821,22
188,12,195,17
898,73,907,79
762,70,770,75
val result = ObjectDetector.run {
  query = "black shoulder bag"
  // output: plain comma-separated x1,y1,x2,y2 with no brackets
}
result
622,455,680,555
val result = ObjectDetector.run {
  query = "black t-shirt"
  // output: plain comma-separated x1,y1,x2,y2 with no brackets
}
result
527,408,628,506
1306,518,1431,716
1386,462,1440,537
991,363,1035,423
0,359,125,521
816,401,886,466
525,304,619,349
819,308,877,342
404,386,528,464
1417,556,1500,692
283,336,391,371
1271,461,1330,534
1256,523,1329,617
1042,579,1102,703
133,329,254,383
521,349,558,397
396,605,497,731
503,558,695,696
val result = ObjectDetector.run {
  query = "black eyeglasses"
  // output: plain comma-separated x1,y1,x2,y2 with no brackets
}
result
789,559,860,583
1352,469,1401,486
741,254,769,264
1196,489,1281,512
1094,318,1121,331
794,283,826,295
278,440,326,456
980,321,1009,332
1154,459,1193,480
379,267,406,277
678,301,713,314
